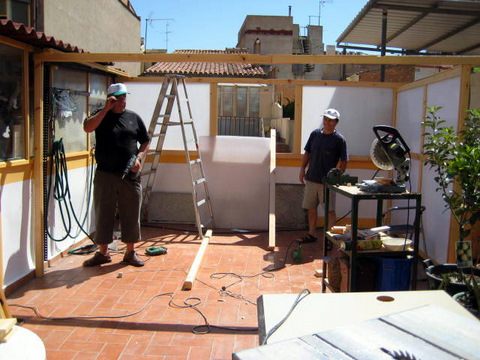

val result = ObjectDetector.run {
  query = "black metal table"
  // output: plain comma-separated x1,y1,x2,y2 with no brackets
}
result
322,184,422,292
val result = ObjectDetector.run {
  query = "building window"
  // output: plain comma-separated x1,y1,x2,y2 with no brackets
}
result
218,85,260,118
0,0,31,25
217,84,263,137
51,67,88,153
0,42,25,161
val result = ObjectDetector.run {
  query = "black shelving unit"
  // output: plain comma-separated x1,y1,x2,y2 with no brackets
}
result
322,184,422,292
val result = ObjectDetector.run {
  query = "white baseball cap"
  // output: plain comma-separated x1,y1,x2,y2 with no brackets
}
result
107,83,129,96
323,108,340,120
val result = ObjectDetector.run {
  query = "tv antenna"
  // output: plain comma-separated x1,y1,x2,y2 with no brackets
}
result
145,17,174,51
309,0,333,26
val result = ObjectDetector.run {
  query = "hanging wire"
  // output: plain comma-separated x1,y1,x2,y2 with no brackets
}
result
46,139,95,249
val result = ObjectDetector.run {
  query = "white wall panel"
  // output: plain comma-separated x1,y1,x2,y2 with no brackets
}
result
426,77,460,130
396,87,424,154
199,136,269,230
127,82,210,151
302,86,394,156
1,180,33,286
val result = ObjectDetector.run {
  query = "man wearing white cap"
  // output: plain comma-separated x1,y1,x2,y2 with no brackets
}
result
299,108,348,243
83,83,150,267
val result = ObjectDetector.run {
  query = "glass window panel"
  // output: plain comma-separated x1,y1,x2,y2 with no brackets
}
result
52,67,87,153
248,87,260,117
0,1,7,16
236,87,247,117
0,43,25,161
88,73,108,148
10,0,29,25
89,73,107,114
221,86,233,116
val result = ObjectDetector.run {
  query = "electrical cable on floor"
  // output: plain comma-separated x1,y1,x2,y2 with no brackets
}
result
261,288,311,345
10,292,174,320
11,244,307,335
168,296,257,334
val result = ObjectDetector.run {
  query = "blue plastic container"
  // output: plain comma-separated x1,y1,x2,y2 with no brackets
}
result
374,256,413,291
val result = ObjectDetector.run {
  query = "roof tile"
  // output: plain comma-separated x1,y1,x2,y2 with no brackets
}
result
145,49,266,77
0,19,85,53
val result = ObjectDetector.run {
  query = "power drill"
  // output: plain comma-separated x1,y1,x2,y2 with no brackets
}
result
121,155,139,179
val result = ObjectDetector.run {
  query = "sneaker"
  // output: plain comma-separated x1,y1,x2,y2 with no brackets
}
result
122,250,144,267
299,234,317,243
83,251,112,267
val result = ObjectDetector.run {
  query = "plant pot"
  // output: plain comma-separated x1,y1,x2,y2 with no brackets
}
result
453,291,480,319
423,259,480,296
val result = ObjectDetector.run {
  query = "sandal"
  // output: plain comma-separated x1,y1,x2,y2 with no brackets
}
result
83,251,112,267
298,234,317,243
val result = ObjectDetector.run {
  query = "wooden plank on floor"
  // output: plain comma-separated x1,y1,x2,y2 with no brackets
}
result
269,129,276,250
182,229,212,290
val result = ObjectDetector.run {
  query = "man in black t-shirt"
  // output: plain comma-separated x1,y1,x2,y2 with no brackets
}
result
299,108,348,243
83,83,150,267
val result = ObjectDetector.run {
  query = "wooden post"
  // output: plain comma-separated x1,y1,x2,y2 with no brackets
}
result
183,229,212,290
33,58,45,277
269,129,276,249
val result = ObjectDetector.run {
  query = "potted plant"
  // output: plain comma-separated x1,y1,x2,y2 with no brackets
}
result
422,106,480,298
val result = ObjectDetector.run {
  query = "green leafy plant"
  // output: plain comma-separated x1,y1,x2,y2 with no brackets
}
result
282,98,295,120
422,107,480,244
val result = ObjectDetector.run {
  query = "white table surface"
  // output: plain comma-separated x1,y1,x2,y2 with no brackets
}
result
258,290,478,344
0,325,46,360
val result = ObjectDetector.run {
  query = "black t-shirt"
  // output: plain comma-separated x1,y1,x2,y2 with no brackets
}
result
94,109,150,173
304,129,348,183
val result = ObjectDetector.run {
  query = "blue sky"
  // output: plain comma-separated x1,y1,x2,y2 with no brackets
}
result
129,0,369,52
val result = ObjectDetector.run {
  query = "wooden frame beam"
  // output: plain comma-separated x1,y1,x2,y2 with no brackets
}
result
34,52,480,66
33,59,44,277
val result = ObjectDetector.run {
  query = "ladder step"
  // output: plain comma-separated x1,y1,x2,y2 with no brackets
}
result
151,133,166,138
158,114,170,119
193,178,206,185
197,199,206,207
147,151,161,157
166,95,176,99
141,169,156,176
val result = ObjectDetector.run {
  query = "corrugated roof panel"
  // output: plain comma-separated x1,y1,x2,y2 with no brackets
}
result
430,22,480,53
337,0,480,54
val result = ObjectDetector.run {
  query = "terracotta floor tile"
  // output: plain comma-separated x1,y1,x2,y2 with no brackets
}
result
47,349,78,360
73,352,99,360
188,346,213,360
97,342,127,360
145,344,190,357
6,226,428,359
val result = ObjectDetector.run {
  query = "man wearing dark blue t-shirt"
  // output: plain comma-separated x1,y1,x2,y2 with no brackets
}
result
299,108,348,243
83,83,150,267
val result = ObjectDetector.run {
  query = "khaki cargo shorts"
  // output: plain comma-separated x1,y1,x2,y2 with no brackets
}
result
302,180,335,210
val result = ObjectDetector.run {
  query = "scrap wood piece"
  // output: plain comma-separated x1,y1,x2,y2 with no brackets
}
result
182,229,212,290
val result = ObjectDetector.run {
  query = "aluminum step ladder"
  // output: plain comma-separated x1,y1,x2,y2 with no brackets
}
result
140,74,215,238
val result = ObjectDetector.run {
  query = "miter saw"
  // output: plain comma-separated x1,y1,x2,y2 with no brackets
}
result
359,125,411,193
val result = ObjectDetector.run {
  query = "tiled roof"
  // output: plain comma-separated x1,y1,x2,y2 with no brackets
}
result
145,49,267,77
0,19,85,53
